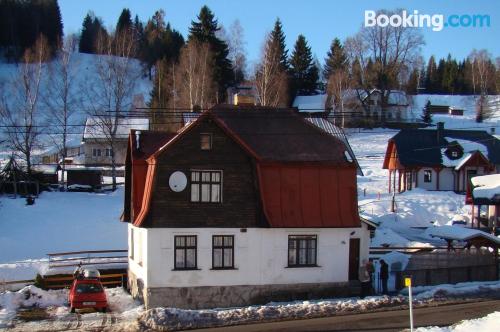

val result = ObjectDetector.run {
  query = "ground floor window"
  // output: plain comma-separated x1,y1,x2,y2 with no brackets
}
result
174,235,197,270
212,235,234,269
288,235,317,267
424,170,432,183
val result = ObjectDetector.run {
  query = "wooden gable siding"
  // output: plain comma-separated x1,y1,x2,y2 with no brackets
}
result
145,118,263,228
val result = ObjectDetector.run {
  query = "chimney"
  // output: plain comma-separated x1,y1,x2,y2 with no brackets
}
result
135,131,141,150
436,122,444,142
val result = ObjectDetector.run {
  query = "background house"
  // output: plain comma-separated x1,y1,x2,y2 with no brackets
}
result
82,117,149,169
123,106,372,309
383,122,500,193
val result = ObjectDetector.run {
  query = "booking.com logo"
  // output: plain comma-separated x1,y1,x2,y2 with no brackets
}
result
365,10,491,31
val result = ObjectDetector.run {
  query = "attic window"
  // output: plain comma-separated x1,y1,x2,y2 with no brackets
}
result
200,133,212,150
451,151,458,158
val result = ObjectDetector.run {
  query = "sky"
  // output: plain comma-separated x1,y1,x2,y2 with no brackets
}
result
59,0,500,68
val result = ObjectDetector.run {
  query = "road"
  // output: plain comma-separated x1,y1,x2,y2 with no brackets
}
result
200,300,500,332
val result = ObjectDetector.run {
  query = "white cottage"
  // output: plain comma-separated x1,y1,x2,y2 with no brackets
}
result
122,106,373,309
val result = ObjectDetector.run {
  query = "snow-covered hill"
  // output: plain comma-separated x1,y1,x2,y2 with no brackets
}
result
0,52,152,150
409,94,500,130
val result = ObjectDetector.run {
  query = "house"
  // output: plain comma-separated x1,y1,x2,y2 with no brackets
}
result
466,173,500,231
383,122,500,193
82,116,149,168
293,94,329,114
226,82,258,106
38,138,84,165
122,105,372,309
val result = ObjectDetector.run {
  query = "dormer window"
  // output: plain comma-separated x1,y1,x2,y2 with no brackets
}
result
200,133,212,150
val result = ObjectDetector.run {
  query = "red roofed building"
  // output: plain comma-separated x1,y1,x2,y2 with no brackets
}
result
122,105,372,309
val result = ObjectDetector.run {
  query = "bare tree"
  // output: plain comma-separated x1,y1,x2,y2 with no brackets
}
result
176,40,217,111
0,35,49,177
327,70,351,127
254,33,288,107
42,36,80,187
226,20,247,83
344,10,424,108
84,29,140,191
469,49,493,96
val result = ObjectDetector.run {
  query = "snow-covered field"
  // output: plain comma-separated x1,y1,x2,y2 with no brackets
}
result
0,188,126,281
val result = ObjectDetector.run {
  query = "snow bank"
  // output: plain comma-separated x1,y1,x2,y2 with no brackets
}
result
416,311,500,332
403,281,500,300
0,286,67,328
0,286,142,328
140,296,405,331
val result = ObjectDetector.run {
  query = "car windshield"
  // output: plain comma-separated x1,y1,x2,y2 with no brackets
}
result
75,283,103,294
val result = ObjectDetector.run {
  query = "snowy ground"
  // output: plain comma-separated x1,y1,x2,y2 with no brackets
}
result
347,128,471,248
416,311,500,332
0,187,126,281
1,281,499,331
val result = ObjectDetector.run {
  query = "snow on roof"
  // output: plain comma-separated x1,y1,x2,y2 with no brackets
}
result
440,136,489,170
293,94,327,113
425,225,500,245
83,117,149,140
471,173,500,200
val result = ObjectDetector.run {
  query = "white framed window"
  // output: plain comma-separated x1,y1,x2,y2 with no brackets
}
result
190,170,222,203
212,235,234,269
424,170,432,183
92,148,102,157
105,148,113,157
288,235,317,267
174,235,197,270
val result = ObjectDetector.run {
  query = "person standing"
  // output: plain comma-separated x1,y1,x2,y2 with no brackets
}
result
380,259,389,295
359,259,371,298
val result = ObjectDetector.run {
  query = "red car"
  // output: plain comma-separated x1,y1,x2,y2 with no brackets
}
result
68,270,108,313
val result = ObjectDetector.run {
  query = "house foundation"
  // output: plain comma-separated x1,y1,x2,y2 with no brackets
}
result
129,269,359,309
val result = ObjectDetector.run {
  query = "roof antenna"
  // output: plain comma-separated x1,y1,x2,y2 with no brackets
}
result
135,131,141,150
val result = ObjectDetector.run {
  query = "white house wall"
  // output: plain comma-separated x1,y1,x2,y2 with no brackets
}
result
439,168,454,190
135,226,370,289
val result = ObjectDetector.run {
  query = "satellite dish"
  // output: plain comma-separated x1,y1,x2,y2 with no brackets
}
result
344,151,353,163
169,171,187,192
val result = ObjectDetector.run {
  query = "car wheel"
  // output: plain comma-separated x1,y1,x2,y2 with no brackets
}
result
70,307,75,313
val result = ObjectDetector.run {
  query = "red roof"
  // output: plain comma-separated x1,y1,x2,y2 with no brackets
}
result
125,106,359,228
258,164,359,227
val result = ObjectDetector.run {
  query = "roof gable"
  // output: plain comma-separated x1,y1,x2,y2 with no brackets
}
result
388,128,500,168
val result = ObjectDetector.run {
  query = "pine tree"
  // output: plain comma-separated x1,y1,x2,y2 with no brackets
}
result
78,11,107,54
421,100,433,124
269,18,289,72
116,8,132,33
188,6,233,99
425,56,437,93
289,35,318,96
79,13,94,53
405,68,419,94
323,38,347,80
